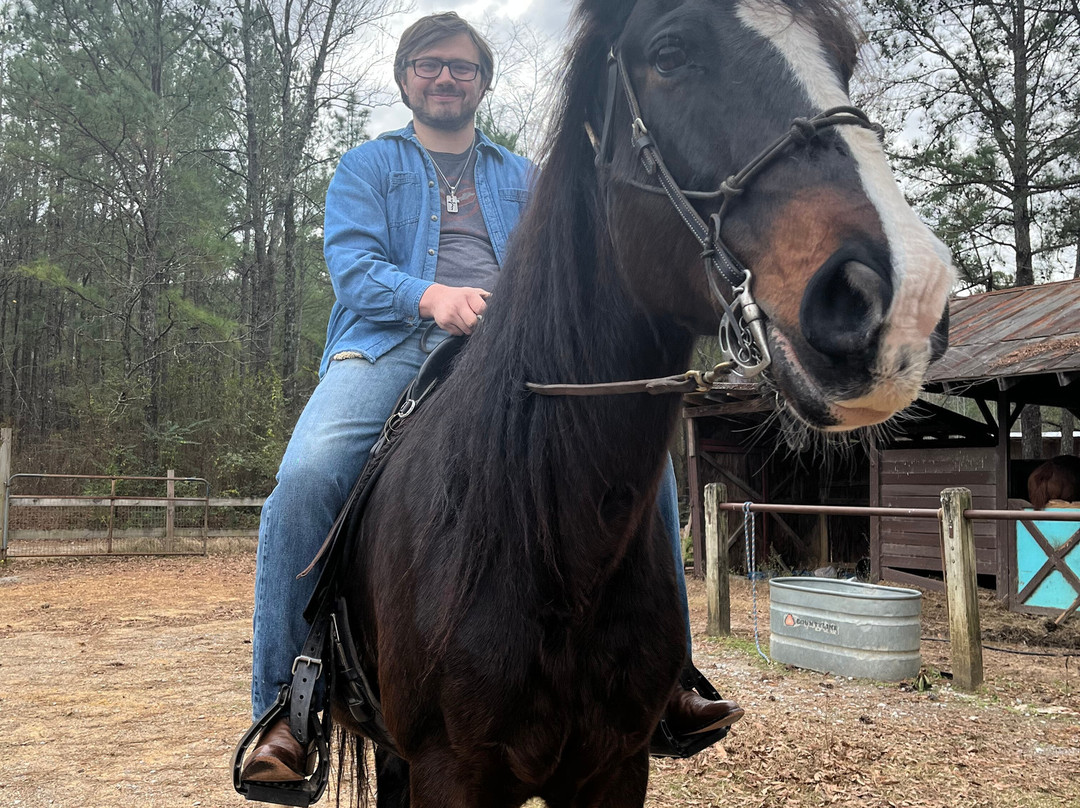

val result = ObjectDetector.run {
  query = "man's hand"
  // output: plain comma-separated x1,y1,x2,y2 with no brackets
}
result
418,284,490,335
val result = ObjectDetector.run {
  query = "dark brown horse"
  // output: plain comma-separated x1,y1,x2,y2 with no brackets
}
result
1028,455,1080,509
335,0,954,804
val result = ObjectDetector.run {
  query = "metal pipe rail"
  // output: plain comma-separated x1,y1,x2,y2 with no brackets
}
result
717,502,1080,522
709,486,1080,692
718,502,938,519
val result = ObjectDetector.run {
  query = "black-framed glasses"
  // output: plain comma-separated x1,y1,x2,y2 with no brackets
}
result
409,58,480,81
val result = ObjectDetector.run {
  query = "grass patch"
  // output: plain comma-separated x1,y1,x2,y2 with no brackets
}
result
698,632,775,670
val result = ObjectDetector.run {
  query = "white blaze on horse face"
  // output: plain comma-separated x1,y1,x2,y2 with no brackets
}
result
736,0,956,423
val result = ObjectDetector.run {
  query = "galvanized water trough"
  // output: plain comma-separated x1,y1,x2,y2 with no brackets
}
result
769,577,921,681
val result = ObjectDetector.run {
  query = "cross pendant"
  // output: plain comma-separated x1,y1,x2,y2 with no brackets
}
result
446,193,459,214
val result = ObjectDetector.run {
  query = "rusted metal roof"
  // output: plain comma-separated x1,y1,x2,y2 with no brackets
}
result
925,278,1080,385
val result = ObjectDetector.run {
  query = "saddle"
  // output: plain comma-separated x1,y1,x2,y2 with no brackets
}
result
232,335,734,806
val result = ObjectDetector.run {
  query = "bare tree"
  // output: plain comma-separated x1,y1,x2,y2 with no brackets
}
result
864,0,1080,458
209,0,402,403
478,17,561,159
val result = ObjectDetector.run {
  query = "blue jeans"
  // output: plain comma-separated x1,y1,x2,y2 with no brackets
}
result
659,457,693,660
251,330,692,717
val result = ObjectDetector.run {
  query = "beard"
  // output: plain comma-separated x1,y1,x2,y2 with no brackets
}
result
409,85,482,132
413,104,477,132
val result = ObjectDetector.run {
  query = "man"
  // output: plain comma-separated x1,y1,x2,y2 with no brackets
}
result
240,11,742,785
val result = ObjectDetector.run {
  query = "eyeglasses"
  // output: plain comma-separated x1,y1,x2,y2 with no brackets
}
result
409,58,480,81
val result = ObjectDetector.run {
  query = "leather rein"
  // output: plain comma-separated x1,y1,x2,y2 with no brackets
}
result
527,46,884,398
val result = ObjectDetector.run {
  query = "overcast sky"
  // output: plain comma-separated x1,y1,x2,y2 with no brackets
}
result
365,0,576,135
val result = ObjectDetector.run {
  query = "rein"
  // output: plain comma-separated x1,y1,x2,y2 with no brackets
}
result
526,361,734,397
539,47,885,397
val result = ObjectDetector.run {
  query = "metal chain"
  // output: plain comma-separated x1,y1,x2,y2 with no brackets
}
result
429,143,475,200
743,501,770,663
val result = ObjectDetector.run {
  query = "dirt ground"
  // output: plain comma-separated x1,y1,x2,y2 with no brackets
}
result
1,550,1078,808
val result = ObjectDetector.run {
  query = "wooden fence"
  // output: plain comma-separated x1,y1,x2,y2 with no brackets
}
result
704,482,1080,692
0,431,264,559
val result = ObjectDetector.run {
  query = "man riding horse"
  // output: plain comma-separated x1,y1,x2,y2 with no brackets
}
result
238,11,742,790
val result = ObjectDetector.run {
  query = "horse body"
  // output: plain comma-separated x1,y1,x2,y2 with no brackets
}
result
347,297,691,805
335,0,956,804
1028,455,1080,509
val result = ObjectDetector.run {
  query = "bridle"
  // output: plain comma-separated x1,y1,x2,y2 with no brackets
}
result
590,47,886,379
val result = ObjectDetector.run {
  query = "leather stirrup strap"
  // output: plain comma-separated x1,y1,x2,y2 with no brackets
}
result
289,614,330,744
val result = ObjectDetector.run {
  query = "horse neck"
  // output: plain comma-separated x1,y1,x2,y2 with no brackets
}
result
516,298,692,476
439,218,696,582
419,115,700,605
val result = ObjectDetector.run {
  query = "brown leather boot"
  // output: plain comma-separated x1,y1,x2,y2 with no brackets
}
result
240,718,311,783
665,687,745,735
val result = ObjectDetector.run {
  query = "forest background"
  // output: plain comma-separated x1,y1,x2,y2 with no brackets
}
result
1,0,1078,500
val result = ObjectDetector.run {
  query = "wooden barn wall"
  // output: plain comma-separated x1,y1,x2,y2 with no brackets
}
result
686,422,765,577
875,447,1001,589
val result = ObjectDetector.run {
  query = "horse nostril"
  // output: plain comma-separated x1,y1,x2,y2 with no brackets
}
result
801,259,889,357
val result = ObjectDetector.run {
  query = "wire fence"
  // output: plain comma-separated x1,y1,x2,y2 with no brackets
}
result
2,473,213,558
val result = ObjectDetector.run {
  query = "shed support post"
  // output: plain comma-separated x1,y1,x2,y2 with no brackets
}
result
869,442,881,582
940,487,984,691
816,513,829,568
705,483,730,636
686,416,705,579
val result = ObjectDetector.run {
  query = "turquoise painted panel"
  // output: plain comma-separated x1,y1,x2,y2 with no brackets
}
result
1016,509,1080,609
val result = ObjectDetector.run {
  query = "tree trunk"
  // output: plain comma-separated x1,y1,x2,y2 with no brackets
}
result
1008,1,1038,461
1021,405,1042,459
1061,409,1076,456
281,188,299,406
242,0,274,372
1011,2,1035,288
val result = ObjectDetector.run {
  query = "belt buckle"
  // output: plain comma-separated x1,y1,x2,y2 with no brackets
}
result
291,655,323,678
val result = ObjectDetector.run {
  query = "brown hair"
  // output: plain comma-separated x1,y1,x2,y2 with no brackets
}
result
394,12,495,107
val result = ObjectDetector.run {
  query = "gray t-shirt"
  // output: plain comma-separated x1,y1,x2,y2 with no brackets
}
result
429,144,500,291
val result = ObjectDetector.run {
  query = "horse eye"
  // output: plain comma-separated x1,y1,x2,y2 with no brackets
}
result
654,45,688,74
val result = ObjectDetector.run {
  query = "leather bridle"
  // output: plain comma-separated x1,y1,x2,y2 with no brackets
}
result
590,47,886,379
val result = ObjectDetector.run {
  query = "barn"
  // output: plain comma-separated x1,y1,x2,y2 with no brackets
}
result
684,278,1080,611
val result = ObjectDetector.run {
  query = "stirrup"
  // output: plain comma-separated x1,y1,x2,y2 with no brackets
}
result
232,685,331,807
649,664,738,759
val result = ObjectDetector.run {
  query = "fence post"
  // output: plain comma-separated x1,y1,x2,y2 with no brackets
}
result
0,428,11,560
166,469,176,550
705,483,730,636
940,487,984,691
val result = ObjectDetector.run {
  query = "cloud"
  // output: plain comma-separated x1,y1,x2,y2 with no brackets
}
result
409,0,572,36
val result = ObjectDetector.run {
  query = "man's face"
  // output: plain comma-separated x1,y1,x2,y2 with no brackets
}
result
400,32,487,133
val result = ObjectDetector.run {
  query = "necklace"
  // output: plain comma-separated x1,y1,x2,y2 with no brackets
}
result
430,145,474,214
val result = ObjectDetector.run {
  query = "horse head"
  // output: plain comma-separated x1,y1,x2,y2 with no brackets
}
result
581,0,955,431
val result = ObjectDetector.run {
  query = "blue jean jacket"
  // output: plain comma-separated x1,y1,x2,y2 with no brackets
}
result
320,123,535,376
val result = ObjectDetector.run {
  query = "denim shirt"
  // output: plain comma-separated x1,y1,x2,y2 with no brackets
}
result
320,122,535,375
